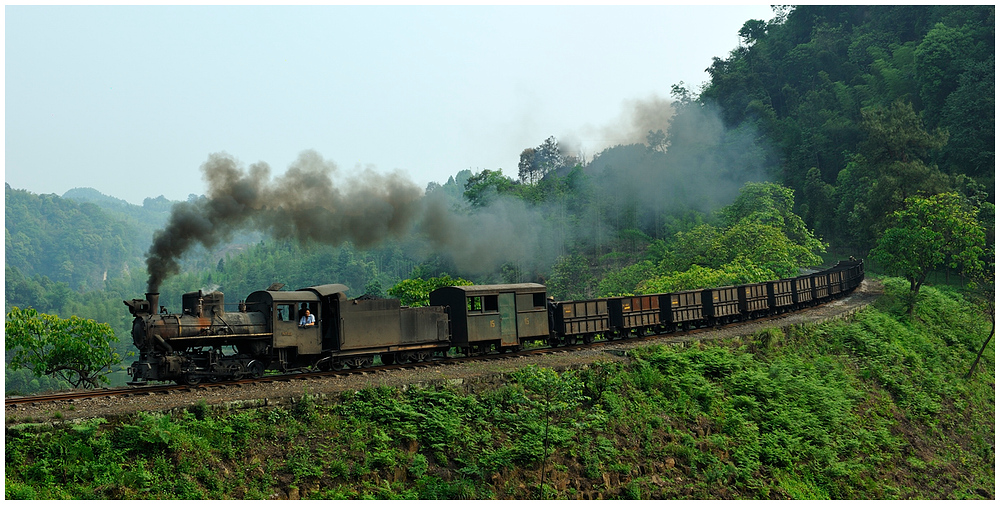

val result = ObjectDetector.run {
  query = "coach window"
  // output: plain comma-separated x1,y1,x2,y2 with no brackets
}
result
276,303,295,321
483,295,499,312
468,296,483,312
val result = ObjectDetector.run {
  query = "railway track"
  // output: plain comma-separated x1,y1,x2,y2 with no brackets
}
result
5,294,861,409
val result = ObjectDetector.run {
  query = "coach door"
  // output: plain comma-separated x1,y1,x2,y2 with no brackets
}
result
499,292,518,346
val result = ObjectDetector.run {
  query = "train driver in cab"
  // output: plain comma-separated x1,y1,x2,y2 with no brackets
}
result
298,308,316,328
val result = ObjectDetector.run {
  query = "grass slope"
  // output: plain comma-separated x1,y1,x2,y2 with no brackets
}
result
5,278,994,499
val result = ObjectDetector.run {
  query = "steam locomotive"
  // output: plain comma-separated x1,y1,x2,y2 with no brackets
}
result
125,260,864,385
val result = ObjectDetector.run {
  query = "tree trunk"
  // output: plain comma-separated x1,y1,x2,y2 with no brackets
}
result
965,321,995,379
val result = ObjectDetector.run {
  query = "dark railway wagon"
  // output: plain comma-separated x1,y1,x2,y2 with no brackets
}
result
812,273,830,300
607,295,661,337
828,270,844,296
552,298,610,345
845,262,864,290
703,286,742,325
663,290,704,330
767,279,795,313
244,284,451,369
830,260,864,292
428,283,548,354
739,283,770,318
792,276,814,305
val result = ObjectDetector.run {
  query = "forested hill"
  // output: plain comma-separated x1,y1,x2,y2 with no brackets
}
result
698,5,994,252
4,184,152,292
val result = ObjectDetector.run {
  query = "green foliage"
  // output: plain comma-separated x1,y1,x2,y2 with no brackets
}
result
871,192,986,297
596,259,656,296
518,136,567,185
547,254,593,300
463,169,515,208
387,274,473,307
5,307,121,389
639,259,776,294
836,101,952,250
633,182,823,294
699,5,994,248
719,182,826,255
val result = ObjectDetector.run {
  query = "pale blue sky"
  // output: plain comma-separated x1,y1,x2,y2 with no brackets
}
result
5,4,775,205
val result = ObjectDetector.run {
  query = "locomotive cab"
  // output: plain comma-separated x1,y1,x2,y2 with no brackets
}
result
244,284,347,370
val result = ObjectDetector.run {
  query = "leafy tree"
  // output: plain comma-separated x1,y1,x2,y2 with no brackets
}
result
965,245,994,379
914,22,976,127
836,100,951,250
5,307,121,389
719,181,826,254
639,259,776,294
463,169,515,208
661,183,823,278
517,148,538,185
518,137,564,185
870,192,986,309
387,274,473,307
645,129,668,153
938,56,995,181
596,259,657,297
547,254,592,300
709,221,822,278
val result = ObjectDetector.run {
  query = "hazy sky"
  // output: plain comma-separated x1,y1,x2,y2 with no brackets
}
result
5,4,775,205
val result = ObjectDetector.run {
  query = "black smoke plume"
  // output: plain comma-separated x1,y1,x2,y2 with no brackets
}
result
145,151,423,292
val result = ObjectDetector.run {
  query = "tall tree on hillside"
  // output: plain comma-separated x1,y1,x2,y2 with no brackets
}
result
518,148,538,184
719,181,826,254
870,192,986,312
518,137,564,184
464,169,514,208
965,245,994,379
835,100,950,251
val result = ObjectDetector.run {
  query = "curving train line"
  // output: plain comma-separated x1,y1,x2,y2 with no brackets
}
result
119,259,864,386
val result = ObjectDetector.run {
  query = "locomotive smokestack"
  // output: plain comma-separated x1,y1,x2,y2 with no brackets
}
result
146,293,160,315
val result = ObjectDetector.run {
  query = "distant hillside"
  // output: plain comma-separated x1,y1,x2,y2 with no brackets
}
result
62,187,174,235
62,187,134,208
5,184,147,291
6,185,266,297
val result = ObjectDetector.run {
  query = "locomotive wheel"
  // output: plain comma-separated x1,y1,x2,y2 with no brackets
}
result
247,361,265,379
583,334,594,345
180,373,201,386
381,353,396,365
